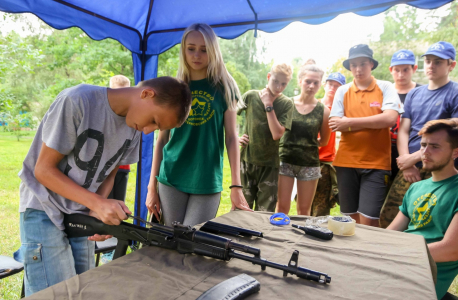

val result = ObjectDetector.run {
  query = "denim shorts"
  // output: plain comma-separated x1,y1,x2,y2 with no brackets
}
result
14,208,95,297
279,162,322,181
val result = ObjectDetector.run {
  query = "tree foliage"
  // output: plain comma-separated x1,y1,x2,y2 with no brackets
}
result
157,45,180,77
220,33,271,92
378,7,426,43
0,18,136,120
0,30,41,139
0,15,280,126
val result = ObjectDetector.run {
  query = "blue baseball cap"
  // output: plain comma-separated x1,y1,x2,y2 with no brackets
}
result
391,50,416,67
422,41,456,60
326,72,346,86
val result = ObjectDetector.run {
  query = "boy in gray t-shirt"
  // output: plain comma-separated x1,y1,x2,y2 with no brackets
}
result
14,77,191,296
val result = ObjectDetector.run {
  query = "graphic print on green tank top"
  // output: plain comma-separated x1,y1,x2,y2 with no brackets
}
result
280,101,324,167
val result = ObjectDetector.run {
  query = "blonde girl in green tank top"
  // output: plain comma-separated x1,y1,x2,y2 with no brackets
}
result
276,62,331,216
145,23,252,226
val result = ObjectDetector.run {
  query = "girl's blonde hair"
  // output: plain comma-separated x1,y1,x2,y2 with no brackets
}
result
177,23,240,110
297,60,324,84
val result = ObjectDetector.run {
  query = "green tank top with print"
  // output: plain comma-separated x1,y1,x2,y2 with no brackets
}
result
279,101,324,167
157,78,227,194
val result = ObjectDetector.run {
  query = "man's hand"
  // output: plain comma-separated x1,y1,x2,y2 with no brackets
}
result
87,233,113,242
258,87,277,107
230,188,253,212
397,153,417,171
402,166,421,183
239,134,249,147
329,117,350,132
146,189,161,221
88,210,114,241
91,198,130,226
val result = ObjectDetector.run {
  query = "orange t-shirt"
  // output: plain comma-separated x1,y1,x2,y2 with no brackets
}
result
330,77,403,170
319,104,335,162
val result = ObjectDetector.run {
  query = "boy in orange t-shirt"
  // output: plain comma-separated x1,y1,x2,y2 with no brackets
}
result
329,44,403,227
311,72,345,216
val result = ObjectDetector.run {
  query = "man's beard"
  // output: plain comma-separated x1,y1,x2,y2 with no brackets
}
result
423,156,454,172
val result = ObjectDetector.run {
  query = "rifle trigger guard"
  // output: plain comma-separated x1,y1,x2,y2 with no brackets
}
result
284,250,299,277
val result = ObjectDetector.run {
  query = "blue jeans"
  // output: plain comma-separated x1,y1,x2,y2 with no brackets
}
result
14,209,95,297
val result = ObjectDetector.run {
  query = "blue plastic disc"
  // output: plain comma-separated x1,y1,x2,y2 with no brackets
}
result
270,213,291,225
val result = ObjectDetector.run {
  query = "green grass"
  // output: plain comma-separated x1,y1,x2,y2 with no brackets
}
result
1,130,456,298
0,131,35,300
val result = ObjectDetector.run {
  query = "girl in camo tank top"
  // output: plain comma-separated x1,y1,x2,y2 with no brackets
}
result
277,61,331,216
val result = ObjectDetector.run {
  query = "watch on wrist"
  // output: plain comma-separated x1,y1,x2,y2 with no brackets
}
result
265,106,274,112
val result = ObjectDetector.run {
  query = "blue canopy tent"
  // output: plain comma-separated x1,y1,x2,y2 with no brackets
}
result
0,0,453,224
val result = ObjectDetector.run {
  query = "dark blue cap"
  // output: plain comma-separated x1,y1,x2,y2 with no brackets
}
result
391,50,416,67
422,41,456,60
326,72,346,86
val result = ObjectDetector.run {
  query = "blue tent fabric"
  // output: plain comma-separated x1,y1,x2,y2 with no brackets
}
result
0,0,453,225
0,0,453,55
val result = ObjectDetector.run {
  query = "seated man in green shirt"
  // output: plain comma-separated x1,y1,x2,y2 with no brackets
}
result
387,119,458,300
237,63,294,212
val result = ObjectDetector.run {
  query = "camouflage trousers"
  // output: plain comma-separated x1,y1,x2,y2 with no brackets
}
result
311,162,339,217
240,160,278,212
379,168,431,228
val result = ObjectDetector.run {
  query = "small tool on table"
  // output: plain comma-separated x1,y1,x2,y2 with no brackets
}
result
292,224,334,240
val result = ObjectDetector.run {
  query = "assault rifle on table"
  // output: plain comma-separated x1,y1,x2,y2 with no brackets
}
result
63,213,331,284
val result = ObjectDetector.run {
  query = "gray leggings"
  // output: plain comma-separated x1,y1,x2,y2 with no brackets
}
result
158,183,221,227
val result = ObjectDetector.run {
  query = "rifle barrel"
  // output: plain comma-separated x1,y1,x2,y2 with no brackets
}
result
228,241,260,256
229,251,331,284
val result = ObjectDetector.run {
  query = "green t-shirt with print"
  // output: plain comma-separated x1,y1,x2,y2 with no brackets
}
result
399,174,458,299
279,101,324,167
157,78,227,194
238,90,293,168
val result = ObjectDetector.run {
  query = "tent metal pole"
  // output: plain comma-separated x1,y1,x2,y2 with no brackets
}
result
141,0,155,81
136,0,155,222
246,0,258,37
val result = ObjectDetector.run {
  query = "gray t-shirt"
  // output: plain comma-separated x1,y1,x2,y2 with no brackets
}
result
19,84,141,230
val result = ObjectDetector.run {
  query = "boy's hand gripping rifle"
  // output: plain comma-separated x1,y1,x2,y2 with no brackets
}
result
63,213,331,284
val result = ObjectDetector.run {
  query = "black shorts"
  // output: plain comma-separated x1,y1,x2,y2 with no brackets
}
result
335,167,390,219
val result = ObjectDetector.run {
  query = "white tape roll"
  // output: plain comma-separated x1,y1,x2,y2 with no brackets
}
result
327,217,356,236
